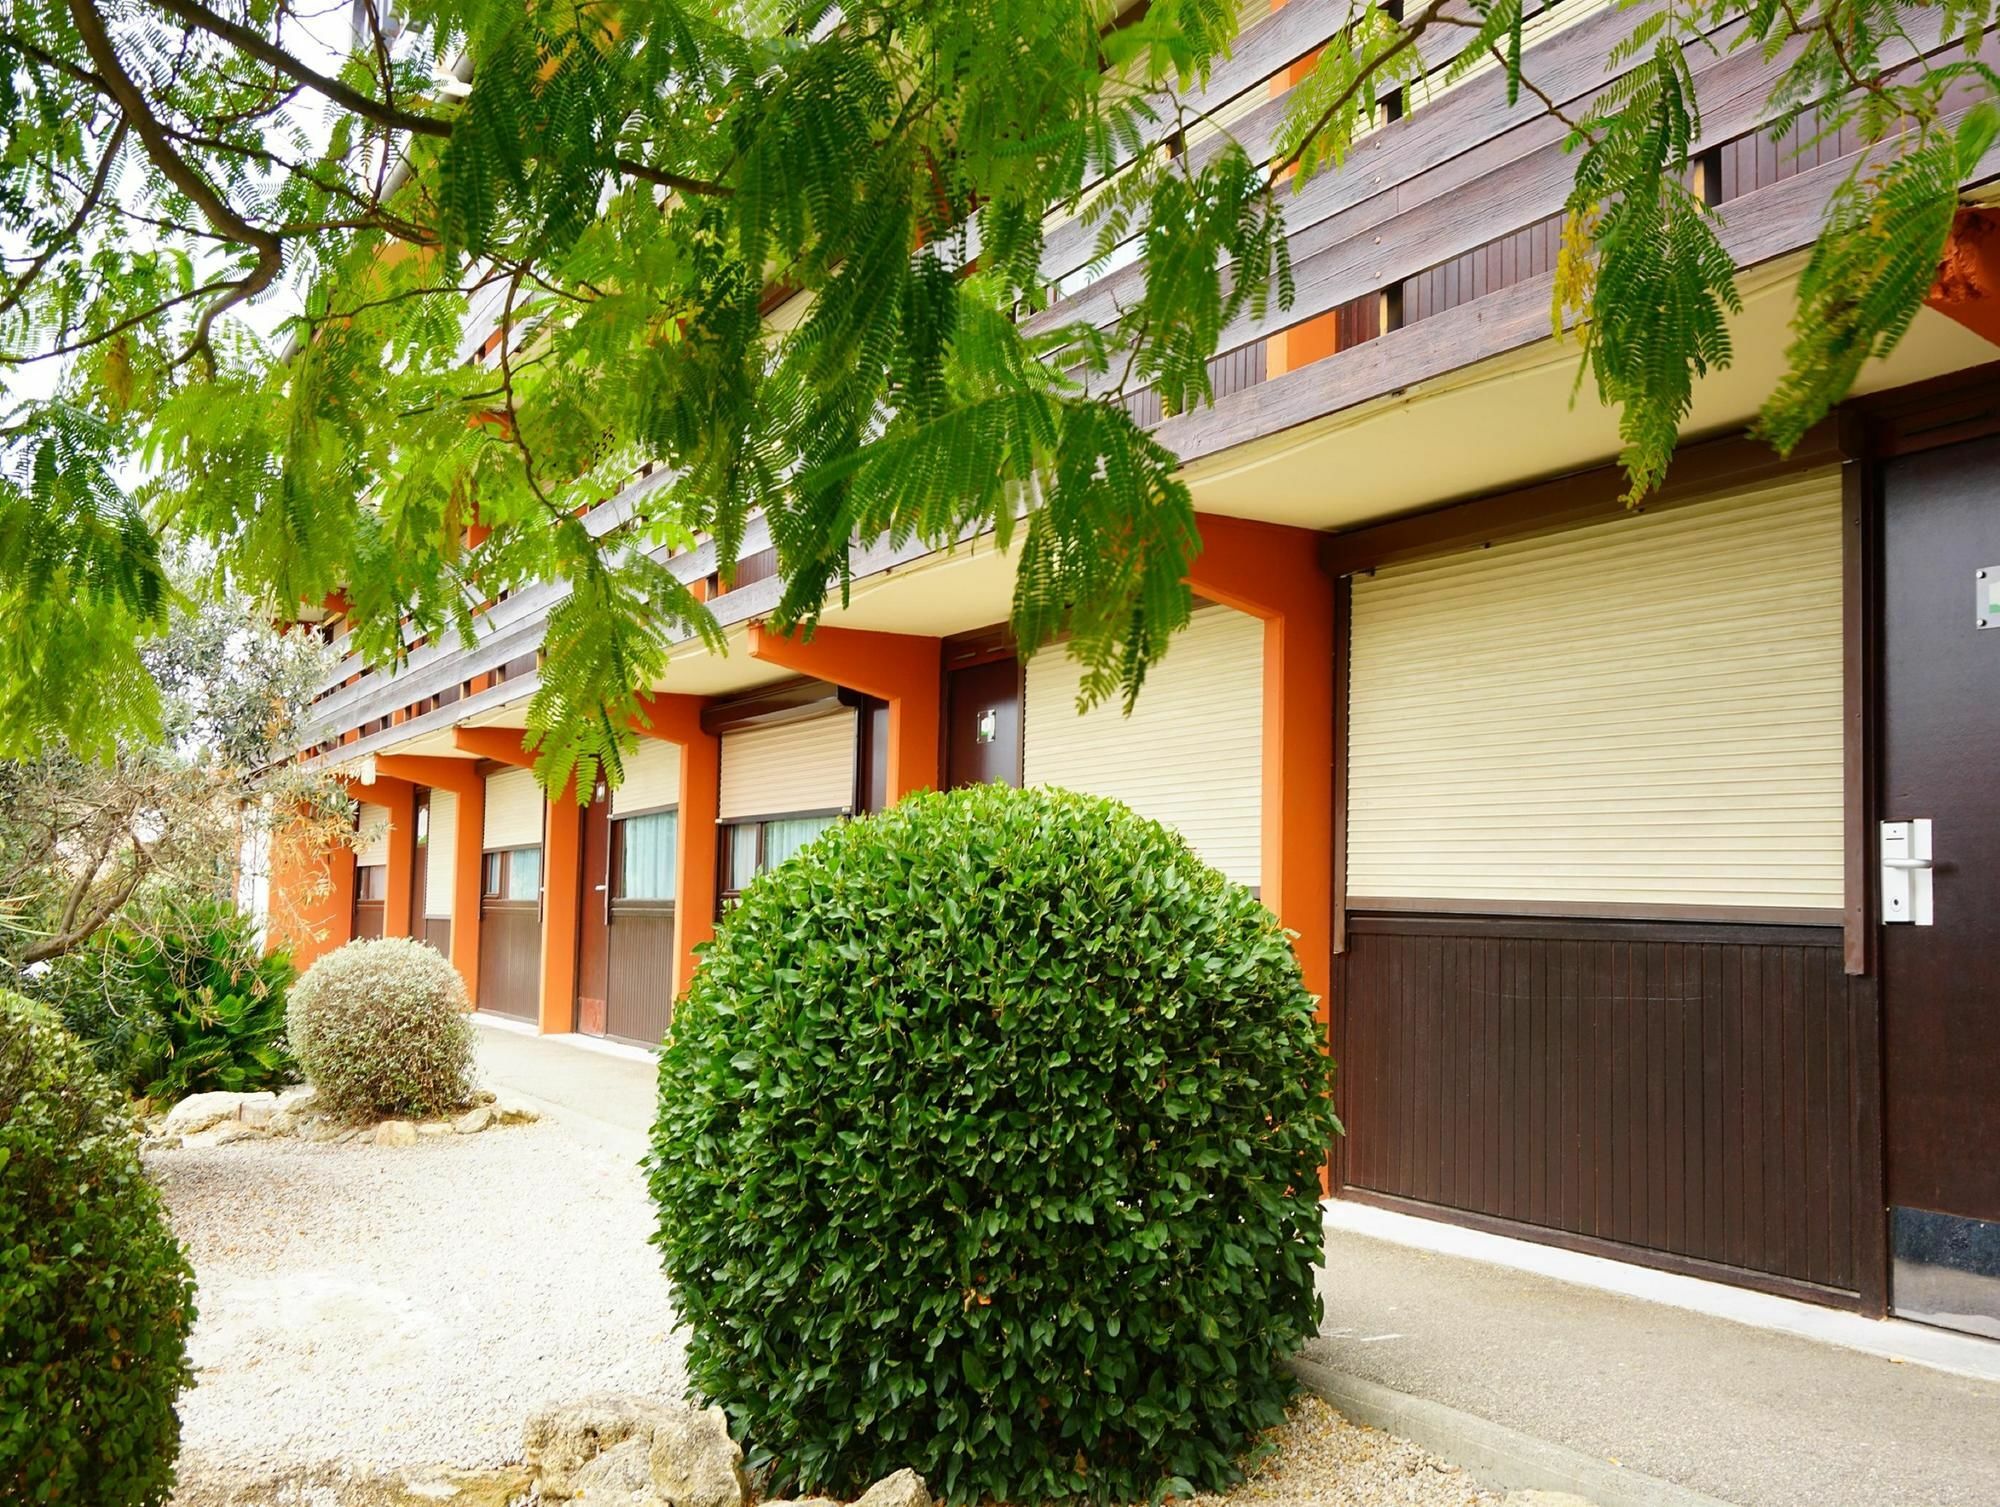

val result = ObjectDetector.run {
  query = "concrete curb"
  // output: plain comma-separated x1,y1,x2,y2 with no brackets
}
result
1287,1356,1742,1507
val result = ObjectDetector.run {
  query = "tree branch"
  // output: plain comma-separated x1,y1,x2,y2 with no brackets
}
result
66,0,283,368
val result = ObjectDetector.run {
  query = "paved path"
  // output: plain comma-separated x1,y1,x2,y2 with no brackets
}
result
475,1021,2000,1507
1310,1225,2000,1507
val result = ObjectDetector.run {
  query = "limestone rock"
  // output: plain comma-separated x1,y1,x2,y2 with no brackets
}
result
524,1394,678,1498
762,1499,844,1507
569,1436,655,1500
277,1084,318,1114
853,1468,931,1507
375,1120,419,1147
235,1091,279,1127
453,1105,495,1135
646,1405,745,1507
417,1122,452,1138
163,1091,247,1137
210,1120,268,1147
494,1099,540,1125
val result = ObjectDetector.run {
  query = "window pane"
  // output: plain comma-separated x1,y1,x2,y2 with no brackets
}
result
763,815,835,870
505,845,542,900
727,823,760,890
619,811,678,900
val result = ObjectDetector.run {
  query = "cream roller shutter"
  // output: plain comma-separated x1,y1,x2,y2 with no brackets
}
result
718,710,857,820
483,766,544,849
1346,472,1845,910
354,804,390,868
613,738,682,816
425,791,457,917
1023,605,1263,887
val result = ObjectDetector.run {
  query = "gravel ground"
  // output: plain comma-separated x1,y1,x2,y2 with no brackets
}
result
1194,1396,1500,1507
152,1111,687,1481
152,1036,1507,1506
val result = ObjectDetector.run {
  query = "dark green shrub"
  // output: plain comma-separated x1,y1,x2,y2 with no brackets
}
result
287,936,473,1120
647,785,1341,1505
42,900,295,1104
0,992,196,1506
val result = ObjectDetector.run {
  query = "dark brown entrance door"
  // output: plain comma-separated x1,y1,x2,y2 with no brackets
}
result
576,792,611,1036
1880,435,2000,1337
945,657,1021,788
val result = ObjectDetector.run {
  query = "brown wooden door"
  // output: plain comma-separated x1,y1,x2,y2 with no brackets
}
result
478,847,542,1022
946,657,1021,788
1880,437,2000,1336
575,793,612,1035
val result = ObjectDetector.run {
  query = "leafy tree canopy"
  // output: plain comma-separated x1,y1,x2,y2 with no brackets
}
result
1,0,1993,792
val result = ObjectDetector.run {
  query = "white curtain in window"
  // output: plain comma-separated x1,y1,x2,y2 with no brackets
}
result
763,815,835,870
505,845,543,900
620,811,677,900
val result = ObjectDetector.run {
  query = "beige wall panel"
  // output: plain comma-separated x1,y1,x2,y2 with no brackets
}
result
425,790,457,918
1023,605,1263,888
1346,473,1845,910
354,804,390,869
718,710,857,821
483,766,544,850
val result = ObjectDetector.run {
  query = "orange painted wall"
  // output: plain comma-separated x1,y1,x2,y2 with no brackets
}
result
1186,513,1336,1023
266,803,355,971
374,755,488,1006
747,623,942,799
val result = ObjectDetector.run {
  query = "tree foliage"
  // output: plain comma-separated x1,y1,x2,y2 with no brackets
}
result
1,0,1995,787
0,593,342,968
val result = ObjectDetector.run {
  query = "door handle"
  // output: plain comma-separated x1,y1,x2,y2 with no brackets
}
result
1881,819,1935,925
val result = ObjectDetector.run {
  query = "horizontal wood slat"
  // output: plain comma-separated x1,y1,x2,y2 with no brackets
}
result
483,767,544,850
1339,913,1878,1301
1346,475,1846,911
426,790,457,917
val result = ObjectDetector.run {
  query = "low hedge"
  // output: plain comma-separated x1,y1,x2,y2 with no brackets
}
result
647,784,1341,1504
0,992,196,1506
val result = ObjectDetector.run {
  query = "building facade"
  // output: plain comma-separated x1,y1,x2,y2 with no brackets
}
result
266,0,2000,1339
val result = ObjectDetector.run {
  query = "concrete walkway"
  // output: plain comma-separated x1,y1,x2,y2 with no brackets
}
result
472,1019,2000,1507
1310,1220,2000,1507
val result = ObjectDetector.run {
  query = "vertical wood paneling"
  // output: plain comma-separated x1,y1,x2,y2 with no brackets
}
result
1340,914,1880,1301
478,902,540,1021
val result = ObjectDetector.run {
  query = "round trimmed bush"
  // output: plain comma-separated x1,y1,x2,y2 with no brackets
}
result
647,785,1341,1505
287,937,473,1121
1,992,196,1506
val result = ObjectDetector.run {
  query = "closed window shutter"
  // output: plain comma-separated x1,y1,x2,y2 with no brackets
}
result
1346,472,1845,911
613,738,682,816
483,766,544,850
425,791,457,918
718,711,856,821
1022,605,1263,888
354,804,390,868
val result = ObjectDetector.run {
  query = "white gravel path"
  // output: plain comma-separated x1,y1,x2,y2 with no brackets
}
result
151,1106,686,1478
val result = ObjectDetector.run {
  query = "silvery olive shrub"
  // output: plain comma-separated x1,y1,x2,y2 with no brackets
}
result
0,993,196,1505
647,785,1341,1504
287,937,473,1121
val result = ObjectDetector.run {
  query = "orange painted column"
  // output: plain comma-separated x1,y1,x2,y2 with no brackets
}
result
267,801,355,971
1926,208,2000,346
538,779,583,1036
631,692,721,1000
747,623,942,800
376,754,488,1006
1186,513,1336,1023
451,727,582,1034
